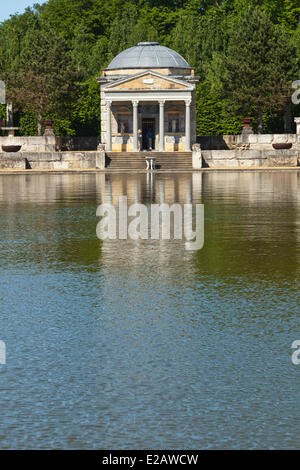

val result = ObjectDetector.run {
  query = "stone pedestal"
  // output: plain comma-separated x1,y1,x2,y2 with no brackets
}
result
44,129,55,136
0,154,26,169
43,120,55,138
242,119,253,141
192,143,202,169
267,149,298,167
95,150,106,169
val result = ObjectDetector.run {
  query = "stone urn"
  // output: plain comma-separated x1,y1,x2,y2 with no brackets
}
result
43,119,55,136
242,118,253,134
272,143,292,150
2,145,22,153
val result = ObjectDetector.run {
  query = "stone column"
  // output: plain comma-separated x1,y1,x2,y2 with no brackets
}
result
106,100,112,152
159,100,165,152
132,100,139,152
185,99,191,151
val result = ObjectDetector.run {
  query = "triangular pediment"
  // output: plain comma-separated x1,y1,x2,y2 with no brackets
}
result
103,71,193,91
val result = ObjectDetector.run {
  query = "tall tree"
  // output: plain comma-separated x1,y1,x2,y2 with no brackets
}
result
221,7,297,132
0,0,299,136
4,26,77,135
283,0,300,30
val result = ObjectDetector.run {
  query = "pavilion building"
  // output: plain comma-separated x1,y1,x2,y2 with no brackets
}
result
97,42,198,152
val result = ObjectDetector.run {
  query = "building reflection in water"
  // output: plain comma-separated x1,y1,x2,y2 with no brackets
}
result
93,171,300,279
96,173,197,270
1,170,298,206
0,171,299,276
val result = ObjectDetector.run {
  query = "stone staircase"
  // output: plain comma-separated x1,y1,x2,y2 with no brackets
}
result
105,152,193,170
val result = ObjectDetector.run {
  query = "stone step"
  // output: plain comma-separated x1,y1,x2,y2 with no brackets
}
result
105,153,192,159
105,151,193,170
107,158,192,160
107,160,192,162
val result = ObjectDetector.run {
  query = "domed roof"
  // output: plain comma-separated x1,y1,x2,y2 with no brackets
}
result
106,42,190,70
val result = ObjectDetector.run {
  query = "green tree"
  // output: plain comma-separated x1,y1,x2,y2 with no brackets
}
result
0,0,299,137
5,26,77,135
283,0,300,30
71,77,100,136
171,13,202,71
221,7,297,132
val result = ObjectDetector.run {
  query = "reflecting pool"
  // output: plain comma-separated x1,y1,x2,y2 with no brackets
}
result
0,171,299,449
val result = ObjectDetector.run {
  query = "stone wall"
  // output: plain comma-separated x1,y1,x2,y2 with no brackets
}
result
0,155,26,169
1,148,299,170
197,134,298,150
200,149,299,168
0,135,102,152
0,135,56,152
0,151,105,170
55,136,100,151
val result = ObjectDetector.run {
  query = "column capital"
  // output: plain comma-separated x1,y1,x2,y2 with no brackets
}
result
159,99,165,106
106,99,112,107
132,100,139,107
185,99,191,107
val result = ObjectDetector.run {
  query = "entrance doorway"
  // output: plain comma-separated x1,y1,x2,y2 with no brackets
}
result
142,118,155,150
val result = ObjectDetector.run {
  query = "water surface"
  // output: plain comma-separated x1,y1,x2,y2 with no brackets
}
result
0,171,299,449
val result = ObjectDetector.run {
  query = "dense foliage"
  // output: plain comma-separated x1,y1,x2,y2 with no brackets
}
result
0,0,299,135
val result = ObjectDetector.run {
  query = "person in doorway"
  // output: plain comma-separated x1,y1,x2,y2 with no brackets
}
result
147,128,153,150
